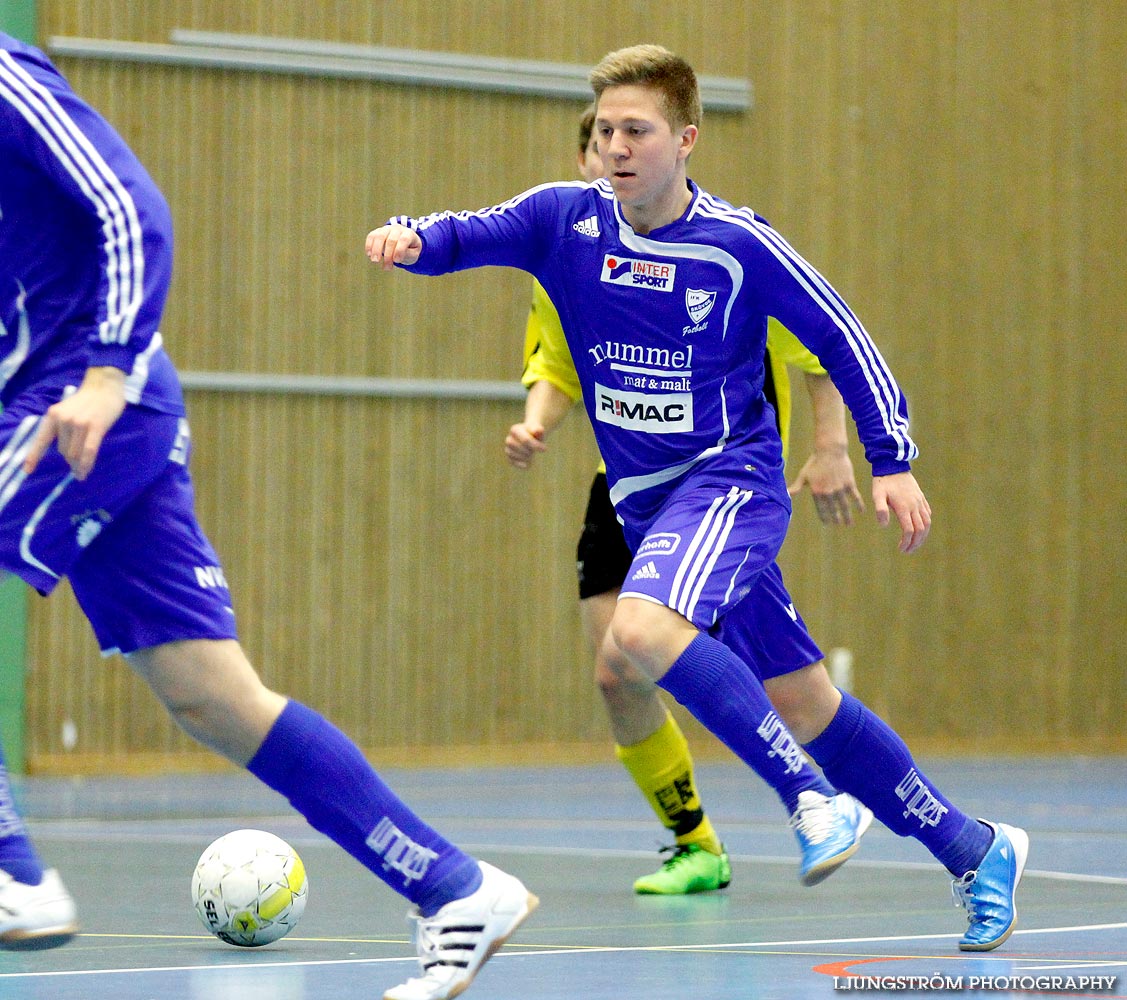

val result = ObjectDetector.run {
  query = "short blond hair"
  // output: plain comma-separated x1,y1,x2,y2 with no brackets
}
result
588,44,702,131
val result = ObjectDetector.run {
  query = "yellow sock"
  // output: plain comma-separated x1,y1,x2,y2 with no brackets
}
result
615,711,723,855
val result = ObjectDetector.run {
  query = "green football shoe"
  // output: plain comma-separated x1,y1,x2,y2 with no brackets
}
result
633,843,732,895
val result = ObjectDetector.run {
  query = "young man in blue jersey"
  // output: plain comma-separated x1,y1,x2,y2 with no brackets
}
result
367,44,1027,951
0,34,535,1000
508,104,866,896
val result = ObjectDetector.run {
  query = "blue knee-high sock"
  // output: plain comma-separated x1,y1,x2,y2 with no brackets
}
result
658,634,835,814
803,691,993,876
0,747,45,885
248,701,481,915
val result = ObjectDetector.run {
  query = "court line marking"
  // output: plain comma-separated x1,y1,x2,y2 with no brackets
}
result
1015,961,1127,972
2,920,1124,979
463,843,1127,887
26,825,1127,886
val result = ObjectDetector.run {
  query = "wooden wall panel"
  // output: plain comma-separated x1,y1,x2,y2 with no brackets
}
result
25,0,1126,772
754,0,1126,751
27,392,609,770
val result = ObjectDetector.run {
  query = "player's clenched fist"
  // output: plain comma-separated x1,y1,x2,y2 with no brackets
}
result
504,422,548,470
365,224,422,270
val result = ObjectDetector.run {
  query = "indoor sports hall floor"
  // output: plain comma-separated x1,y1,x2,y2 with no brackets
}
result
3,757,1125,1000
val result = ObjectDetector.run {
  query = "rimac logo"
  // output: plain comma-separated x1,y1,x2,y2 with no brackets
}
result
637,533,681,558
601,254,676,292
685,288,716,324
595,383,693,434
573,215,600,237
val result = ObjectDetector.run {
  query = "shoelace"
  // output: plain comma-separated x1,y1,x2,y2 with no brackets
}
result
789,796,835,845
951,871,979,914
656,844,699,870
406,913,443,972
405,915,466,969
408,910,482,972
388,914,465,996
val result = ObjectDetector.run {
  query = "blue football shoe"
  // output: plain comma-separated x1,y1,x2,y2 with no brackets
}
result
952,821,1029,951
789,791,873,886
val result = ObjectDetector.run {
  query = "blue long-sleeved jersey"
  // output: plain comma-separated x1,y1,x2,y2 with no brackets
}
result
0,33,183,415
394,178,917,529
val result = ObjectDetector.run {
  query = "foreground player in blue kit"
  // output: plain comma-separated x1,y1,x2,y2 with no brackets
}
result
0,33,534,1000
367,44,1028,952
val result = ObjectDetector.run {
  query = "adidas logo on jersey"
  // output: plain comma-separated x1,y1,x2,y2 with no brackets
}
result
631,561,661,581
573,215,600,238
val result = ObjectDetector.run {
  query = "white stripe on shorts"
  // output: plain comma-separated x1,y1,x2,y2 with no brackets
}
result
0,415,40,515
19,472,72,580
669,486,754,623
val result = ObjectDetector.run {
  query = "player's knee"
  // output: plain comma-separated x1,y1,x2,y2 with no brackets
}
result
596,629,663,724
148,672,226,734
132,653,210,721
595,669,628,714
595,627,631,681
594,652,621,694
155,685,220,745
609,598,685,670
595,648,647,700
608,607,650,663
130,639,282,752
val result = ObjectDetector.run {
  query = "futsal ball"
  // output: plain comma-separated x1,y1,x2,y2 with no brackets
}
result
191,829,308,947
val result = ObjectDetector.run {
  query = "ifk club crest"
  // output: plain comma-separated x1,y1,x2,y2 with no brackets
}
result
685,288,716,325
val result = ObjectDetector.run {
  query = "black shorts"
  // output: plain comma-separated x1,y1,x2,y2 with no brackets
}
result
576,472,634,600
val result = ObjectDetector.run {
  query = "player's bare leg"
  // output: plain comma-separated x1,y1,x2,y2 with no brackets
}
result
127,638,285,765
591,599,732,894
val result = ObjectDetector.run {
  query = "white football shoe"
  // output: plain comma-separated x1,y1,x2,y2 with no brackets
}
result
384,861,538,1000
0,868,79,949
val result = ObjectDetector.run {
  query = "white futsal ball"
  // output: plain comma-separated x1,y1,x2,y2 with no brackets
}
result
191,829,308,947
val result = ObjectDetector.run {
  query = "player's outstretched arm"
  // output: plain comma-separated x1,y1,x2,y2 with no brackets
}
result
23,366,127,480
872,471,931,554
365,224,422,270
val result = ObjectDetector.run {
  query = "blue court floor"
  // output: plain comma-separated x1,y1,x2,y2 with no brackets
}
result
3,756,1125,999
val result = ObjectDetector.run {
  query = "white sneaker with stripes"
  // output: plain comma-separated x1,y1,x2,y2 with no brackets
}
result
384,861,538,1000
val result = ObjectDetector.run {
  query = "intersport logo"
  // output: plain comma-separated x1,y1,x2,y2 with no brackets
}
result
600,254,676,292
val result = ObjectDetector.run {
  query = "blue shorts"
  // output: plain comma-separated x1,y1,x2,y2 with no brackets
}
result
619,482,823,681
0,399,237,655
